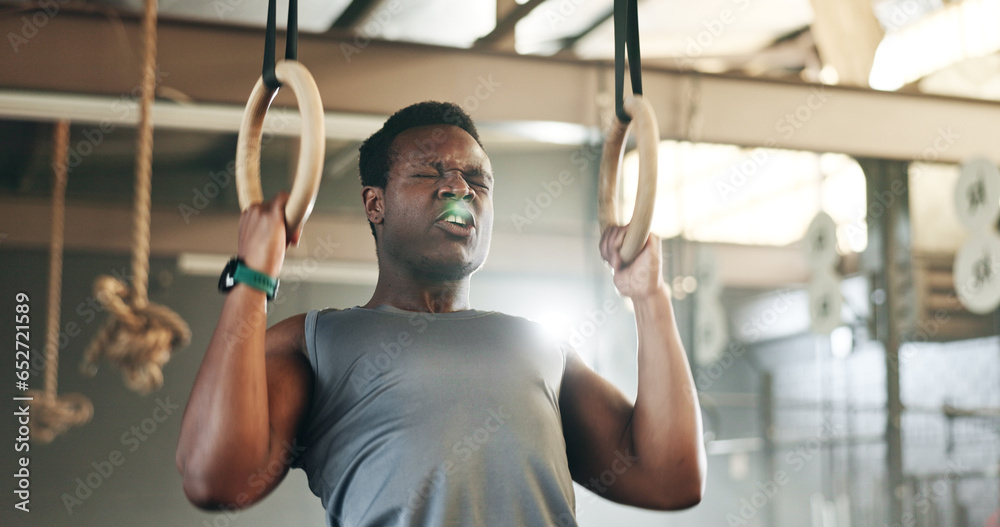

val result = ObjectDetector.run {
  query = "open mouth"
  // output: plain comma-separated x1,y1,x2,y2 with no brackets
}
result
442,212,470,227
435,202,476,236
437,203,475,227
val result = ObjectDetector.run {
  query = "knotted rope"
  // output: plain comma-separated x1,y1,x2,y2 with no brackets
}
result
81,0,190,394
27,120,94,444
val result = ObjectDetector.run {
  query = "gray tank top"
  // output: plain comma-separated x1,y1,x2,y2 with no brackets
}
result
292,305,578,526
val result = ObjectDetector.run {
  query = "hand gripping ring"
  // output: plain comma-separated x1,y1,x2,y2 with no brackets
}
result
598,95,659,264
236,60,325,238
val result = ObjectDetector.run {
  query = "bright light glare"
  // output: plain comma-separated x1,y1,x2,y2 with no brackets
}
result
820,153,868,254
531,311,574,343
621,142,867,251
830,326,853,358
870,0,1000,90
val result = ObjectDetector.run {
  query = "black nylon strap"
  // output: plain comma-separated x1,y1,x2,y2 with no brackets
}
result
614,0,643,123
263,0,299,90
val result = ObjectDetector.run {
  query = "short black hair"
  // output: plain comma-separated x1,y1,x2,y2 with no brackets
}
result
359,101,483,239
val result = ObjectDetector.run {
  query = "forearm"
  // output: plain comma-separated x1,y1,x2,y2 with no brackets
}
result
176,285,272,501
629,285,706,492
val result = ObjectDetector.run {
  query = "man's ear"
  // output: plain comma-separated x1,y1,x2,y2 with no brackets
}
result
362,186,385,224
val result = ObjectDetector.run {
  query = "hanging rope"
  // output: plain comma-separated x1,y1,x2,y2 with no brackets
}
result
27,120,94,444
81,0,191,394
131,0,158,310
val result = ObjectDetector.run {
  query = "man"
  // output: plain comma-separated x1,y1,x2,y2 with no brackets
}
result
176,102,705,526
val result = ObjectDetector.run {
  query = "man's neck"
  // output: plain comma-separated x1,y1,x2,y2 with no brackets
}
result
364,267,472,313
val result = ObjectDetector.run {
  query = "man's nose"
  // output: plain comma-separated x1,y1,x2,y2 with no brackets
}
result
437,173,475,201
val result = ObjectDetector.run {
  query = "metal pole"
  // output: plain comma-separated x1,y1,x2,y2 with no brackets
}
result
761,371,775,527
858,158,914,526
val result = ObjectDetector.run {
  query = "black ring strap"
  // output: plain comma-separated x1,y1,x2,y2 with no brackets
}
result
614,0,643,123
263,0,298,90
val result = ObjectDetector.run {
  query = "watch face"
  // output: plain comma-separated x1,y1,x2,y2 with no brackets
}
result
218,258,238,292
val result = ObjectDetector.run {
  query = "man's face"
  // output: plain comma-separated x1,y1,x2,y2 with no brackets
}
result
370,124,494,280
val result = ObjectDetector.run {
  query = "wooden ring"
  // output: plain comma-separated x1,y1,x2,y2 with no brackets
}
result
598,95,659,264
236,60,326,238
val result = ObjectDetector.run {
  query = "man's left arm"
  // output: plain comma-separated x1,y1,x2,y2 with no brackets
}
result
560,227,706,510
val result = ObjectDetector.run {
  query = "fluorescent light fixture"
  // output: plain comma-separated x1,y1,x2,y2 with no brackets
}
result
0,90,592,147
483,120,599,146
177,253,378,285
870,0,1000,90
0,90,383,140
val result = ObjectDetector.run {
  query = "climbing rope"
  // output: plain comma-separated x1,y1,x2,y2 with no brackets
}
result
27,120,94,444
81,0,191,394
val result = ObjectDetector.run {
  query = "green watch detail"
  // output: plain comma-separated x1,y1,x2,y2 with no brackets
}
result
219,257,279,300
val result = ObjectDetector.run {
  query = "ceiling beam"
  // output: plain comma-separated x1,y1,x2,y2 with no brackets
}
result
808,0,884,86
554,6,614,56
474,0,547,50
4,10,1000,164
330,0,384,30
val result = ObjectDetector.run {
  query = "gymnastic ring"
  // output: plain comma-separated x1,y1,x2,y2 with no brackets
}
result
236,60,326,239
598,95,659,265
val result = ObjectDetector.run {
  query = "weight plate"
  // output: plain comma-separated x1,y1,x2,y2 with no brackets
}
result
805,212,839,270
809,269,842,335
954,230,1000,314
954,158,1000,231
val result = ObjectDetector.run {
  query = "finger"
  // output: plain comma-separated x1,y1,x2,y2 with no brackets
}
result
599,227,614,265
288,223,303,247
612,225,628,270
605,227,622,270
270,190,291,215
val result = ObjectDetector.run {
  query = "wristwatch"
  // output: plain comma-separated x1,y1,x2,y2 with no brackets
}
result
218,257,279,300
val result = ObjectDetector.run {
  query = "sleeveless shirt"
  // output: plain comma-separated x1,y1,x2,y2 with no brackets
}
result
291,305,578,526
